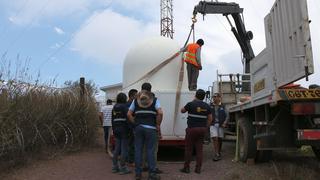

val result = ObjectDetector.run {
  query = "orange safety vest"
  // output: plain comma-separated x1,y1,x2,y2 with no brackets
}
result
184,43,200,67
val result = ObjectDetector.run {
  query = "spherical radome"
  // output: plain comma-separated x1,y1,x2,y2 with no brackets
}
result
122,36,188,92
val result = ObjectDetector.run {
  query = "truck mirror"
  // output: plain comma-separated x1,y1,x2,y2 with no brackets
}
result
205,91,211,99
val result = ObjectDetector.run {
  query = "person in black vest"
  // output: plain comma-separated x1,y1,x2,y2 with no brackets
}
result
126,89,138,165
111,93,131,175
180,89,212,174
127,82,163,180
210,93,228,161
142,91,163,174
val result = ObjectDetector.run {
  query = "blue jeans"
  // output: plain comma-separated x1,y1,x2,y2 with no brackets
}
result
103,126,110,146
112,129,129,168
134,125,157,175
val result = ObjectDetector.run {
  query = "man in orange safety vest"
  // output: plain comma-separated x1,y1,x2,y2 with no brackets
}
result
181,39,204,91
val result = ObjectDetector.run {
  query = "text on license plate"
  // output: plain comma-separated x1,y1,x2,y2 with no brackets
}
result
284,89,320,99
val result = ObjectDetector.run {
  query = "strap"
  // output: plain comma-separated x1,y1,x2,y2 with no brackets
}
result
172,21,196,137
140,124,157,130
113,118,126,122
188,113,207,119
182,23,195,48
122,51,181,89
172,54,184,136
135,110,157,115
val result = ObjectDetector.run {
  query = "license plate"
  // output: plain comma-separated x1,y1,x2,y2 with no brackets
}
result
297,129,320,140
282,89,320,100
314,118,320,125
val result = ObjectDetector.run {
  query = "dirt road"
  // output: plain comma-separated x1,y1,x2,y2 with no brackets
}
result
1,134,319,180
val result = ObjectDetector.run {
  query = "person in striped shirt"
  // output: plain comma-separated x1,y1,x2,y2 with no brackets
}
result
99,99,113,153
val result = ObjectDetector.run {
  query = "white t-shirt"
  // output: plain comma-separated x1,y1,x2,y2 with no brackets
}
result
100,105,113,127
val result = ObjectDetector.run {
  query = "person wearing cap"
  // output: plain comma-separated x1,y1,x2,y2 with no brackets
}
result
127,82,163,180
181,39,204,91
180,89,212,174
210,93,228,161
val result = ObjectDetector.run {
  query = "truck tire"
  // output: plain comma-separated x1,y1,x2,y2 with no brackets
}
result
238,117,256,162
312,146,320,160
256,150,272,162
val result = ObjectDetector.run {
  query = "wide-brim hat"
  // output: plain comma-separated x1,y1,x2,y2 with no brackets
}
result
137,90,154,108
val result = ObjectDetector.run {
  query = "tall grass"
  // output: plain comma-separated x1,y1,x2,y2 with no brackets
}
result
0,54,99,168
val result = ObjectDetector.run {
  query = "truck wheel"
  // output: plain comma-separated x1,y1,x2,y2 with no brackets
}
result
312,146,320,160
256,150,272,162
238,117,256,162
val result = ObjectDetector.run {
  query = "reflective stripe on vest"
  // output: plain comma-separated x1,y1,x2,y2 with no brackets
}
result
135,110,157,115
188,113,207,119
113,118,126,122
184,43,200,67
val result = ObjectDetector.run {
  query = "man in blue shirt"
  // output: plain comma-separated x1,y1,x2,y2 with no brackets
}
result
127,82,163,180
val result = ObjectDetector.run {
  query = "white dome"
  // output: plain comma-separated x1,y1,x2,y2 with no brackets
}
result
122,36,189,92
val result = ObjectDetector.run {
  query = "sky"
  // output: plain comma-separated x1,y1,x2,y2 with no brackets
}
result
0,0,319,94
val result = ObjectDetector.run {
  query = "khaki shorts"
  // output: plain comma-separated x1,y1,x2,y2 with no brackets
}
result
210,124,224,138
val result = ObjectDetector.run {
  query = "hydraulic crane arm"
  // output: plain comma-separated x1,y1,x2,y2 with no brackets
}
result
193,1,255,73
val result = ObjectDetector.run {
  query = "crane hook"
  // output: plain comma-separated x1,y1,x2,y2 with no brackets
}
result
192,14,197,24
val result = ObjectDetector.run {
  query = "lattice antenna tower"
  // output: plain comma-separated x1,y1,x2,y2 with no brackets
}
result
160,0,174,39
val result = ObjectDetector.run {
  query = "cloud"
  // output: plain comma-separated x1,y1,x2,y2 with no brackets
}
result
298,0,320,86
2,0,105,26
8,17,16,23
70,0,318,88
3,0,159,26
69,0,252,87
11,0,314,88
197,50,244,89
111,0,158,19
50,42,62,49
71,9,158,65
54,27,65,35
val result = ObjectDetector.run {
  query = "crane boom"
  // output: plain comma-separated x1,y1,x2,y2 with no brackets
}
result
193,1,255,73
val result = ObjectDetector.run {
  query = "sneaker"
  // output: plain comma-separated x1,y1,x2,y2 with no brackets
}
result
112,167,119,173
143,167,149,172
194,168,201,174
128,163,135,167
148,173,161,180
119,167,131,175
203,140,210,145
212,154,221,161
179,167,190,174
154,168,163,174
135,174,142,180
